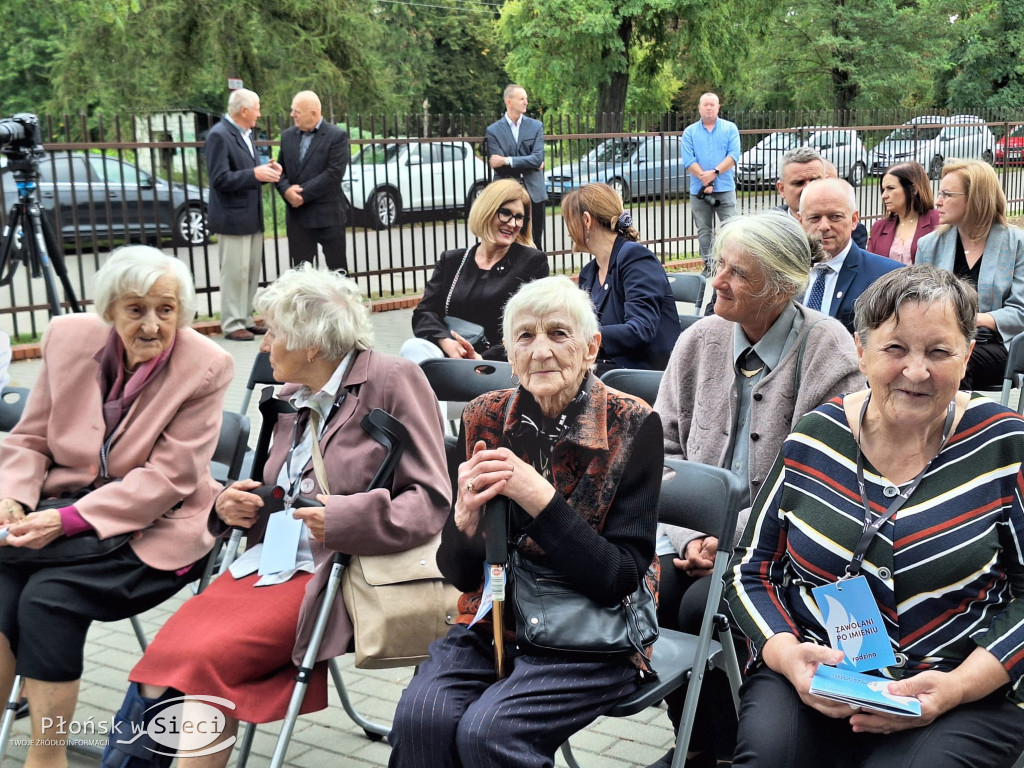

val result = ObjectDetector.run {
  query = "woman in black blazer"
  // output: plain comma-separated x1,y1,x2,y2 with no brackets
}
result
568,183,680,371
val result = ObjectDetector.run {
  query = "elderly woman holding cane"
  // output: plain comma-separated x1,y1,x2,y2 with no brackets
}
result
0,246,233,768
727,265,1024,768
388,274,663,768
102,265,452,768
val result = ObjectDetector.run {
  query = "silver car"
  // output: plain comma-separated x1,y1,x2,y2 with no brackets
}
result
868,115,997,179
737,126,869,188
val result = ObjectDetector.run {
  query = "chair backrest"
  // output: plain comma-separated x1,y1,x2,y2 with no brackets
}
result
419,358,514,403
678,314,703,333
1000,334,1024,413
211,411,252,485
659,458,747,552
600,368,664,407
0,387,29,432
667,273,707,317
239,351,280,414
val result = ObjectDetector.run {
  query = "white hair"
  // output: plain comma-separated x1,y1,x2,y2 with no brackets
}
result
254,264,373,360
93,246,197,328
502,274,599,351
227,89,259,117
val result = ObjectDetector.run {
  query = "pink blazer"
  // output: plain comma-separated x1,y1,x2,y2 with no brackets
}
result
250,349,452,664
867,208,941,264
0,315,234,571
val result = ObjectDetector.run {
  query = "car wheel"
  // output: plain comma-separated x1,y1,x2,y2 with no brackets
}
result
983,149,994,165
174,205,209,246
464,182,486,216
368,188,400,229
928,155,944,180
608,177,630,201
847,162,867,188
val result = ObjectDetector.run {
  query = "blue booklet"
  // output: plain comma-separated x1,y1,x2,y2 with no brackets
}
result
809,664,922,717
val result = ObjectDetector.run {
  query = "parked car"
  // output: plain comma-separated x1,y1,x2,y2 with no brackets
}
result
995,124,1024,166
342,140,487,229
545,136,688,201
736,126,869,188
868,115,996,179
0,152,208,247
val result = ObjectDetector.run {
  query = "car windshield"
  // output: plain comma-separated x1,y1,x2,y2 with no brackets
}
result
588,140,638,163
886,126,942,142
353,143,401,165
754,133,801,151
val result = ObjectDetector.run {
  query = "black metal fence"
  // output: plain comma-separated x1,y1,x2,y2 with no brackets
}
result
2,108,1024,338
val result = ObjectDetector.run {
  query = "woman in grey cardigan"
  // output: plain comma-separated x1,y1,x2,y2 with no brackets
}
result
644,212,864,768
916,158,1024,388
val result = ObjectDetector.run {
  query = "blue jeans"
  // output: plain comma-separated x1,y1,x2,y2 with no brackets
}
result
690,189,737,262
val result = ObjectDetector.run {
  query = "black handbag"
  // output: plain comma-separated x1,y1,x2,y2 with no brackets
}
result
0,495,132,566
509,549,659,658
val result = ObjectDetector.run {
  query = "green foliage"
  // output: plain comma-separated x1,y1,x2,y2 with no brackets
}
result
938,0,1024,111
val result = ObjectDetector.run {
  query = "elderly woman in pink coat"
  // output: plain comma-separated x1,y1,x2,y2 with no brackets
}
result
103,264,452,768
0,246,234,768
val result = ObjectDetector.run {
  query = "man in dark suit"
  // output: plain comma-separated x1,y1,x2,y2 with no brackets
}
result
206,88,282,341
276,90,350,272
798,178,903,333
486,84,547,248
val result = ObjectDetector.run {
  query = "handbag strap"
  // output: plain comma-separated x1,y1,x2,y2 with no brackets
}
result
444,247,473,318
309,411,332,496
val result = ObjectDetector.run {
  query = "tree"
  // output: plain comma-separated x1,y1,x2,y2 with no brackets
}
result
937,0,1024,111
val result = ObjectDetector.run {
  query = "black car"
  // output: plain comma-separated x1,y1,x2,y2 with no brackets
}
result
0,152,209,248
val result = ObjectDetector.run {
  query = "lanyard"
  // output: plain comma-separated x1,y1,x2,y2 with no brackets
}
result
280,391,347,504
848,395,955,578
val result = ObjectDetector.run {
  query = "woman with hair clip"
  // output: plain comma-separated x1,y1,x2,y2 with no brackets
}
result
566,183,680,372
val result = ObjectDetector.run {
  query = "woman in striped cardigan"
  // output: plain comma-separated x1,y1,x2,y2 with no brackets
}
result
727,265,1024,768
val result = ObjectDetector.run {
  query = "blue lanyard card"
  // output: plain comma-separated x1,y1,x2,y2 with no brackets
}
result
812,575,897,672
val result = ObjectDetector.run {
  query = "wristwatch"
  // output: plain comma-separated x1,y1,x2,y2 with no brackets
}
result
713,168,720,175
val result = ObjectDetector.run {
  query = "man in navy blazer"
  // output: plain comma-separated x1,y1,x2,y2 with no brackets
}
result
276,91,350,272
798,178,902,333
486,84,548,248
206,89,282,341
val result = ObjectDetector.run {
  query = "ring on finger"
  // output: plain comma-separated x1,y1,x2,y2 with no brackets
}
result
466,480,475,493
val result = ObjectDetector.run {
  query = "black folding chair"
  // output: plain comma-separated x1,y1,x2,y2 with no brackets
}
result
560,458,746,768
238,351,279,415
667,273,707,321
0,387,29,432
419,357,514,433
999,334,1024,413
600,368,664,407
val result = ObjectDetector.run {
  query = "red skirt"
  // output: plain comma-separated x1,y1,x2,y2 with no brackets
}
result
129,572,328,724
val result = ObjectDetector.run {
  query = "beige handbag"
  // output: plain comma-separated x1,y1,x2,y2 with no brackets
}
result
310,415,460,669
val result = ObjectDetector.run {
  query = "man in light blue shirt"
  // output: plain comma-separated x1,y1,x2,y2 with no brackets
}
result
682,93,741,271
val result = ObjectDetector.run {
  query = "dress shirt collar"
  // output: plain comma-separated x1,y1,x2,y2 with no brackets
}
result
731,301,799,373
223,114,250,139
505,113,523,130
288,351,355,427
821,239,852,273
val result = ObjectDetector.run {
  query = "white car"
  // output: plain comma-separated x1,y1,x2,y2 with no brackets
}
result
737,127,870,188
342,140,488,229
868,115,996,179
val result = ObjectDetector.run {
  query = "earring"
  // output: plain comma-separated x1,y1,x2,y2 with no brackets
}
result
511,372,520,385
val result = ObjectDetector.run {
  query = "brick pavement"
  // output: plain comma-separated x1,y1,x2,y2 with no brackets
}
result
0,308,676,768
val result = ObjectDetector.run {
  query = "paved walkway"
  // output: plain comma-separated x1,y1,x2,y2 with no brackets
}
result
1,308,675,768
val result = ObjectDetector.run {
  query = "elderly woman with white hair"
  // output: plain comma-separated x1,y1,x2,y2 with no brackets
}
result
103,264,451,768
647,211,864,767
389,274,663,768
0,245,234,768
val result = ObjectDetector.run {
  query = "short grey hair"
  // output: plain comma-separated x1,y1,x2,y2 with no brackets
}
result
711,211,813,298
254,264,373,360
854,264,977,346
502,275,599,353
227,89,259,117
800,177,857,215
779,146,824,178
94,245,197,328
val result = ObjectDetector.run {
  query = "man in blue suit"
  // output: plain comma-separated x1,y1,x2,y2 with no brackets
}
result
486,84,547,248
206,88,282,341
798,178,903,333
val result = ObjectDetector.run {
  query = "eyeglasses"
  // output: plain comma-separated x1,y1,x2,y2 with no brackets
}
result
496,208,526,226
937,190,966,199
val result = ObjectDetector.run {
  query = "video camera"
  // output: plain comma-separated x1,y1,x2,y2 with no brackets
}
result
695,186,721,208
0,113,45,175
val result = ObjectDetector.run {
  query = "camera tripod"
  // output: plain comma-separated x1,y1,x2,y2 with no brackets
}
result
0,162,81,317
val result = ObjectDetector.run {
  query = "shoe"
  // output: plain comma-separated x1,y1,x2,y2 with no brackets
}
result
246,325,268,335
224,329,255,341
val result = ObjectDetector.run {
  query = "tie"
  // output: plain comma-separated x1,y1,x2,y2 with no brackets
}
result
806,265,830,311
738,348,764,379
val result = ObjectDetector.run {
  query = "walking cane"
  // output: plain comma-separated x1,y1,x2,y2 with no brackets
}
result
484,498,510,678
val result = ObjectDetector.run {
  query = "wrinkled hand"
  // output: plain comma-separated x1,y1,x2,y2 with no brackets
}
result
255,161,282,183
3,509,65,549
215,479,264,528
455,441,513,536
0,497,26,526
764,634,854,719
850,671,957,734
676,536,717,578
293,499,328,542
284,185,305,207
